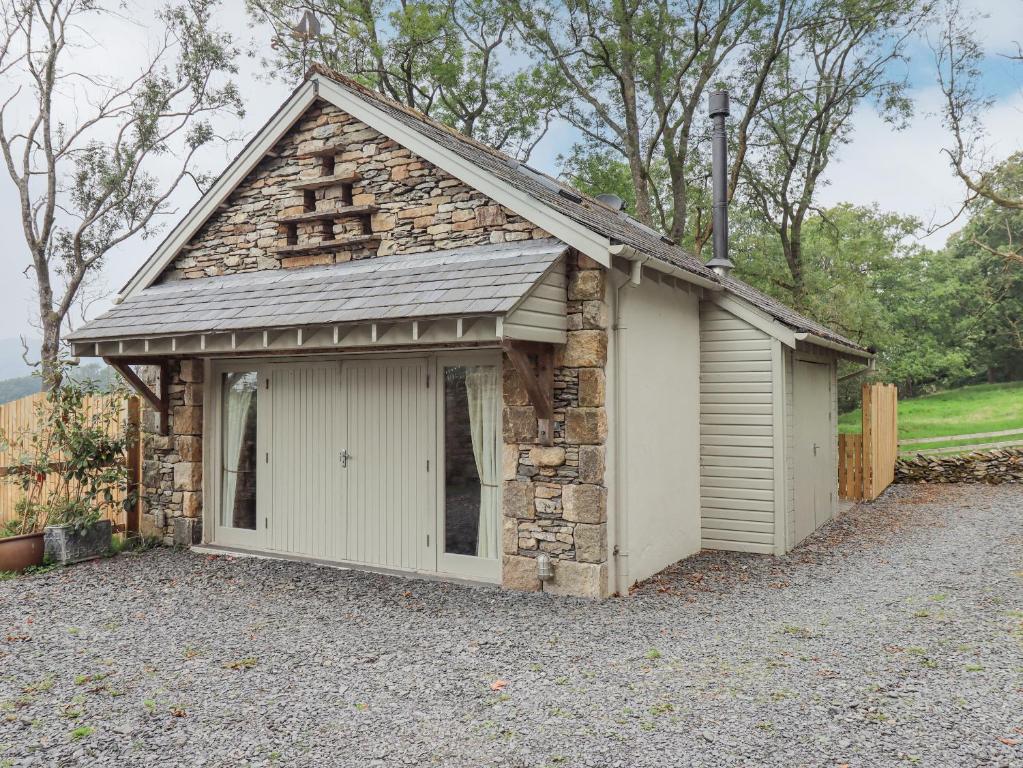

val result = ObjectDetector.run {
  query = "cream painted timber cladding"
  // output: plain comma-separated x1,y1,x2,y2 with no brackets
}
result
784,344,839,550
619,271,702,584
791,359,834,543
699,303,778,554
265,358,431,571
269,362,346,560
341,358,431,571
502,258,568,344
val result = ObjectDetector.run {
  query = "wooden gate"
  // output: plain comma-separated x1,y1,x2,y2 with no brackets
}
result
838,383,898,501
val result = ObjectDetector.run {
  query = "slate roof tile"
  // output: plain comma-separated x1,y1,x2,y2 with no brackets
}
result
69,239,567,342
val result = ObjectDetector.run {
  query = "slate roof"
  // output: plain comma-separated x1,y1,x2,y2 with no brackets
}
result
69,240,566,342
310,65,868,354
717,275,867,351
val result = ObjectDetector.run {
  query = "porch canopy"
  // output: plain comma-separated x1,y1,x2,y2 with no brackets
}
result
69,239,569,359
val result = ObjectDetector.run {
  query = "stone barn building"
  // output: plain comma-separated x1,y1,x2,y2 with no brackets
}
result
69,66,872,598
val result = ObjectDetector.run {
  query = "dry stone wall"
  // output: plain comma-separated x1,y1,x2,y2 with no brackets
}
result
162,101,547,280
139,360,203,543
896,450,1023,484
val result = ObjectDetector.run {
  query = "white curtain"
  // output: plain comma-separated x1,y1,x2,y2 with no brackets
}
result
465,366,499,559
222,373,256,527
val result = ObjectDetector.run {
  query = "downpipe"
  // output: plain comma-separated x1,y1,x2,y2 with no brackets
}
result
610,245,647,596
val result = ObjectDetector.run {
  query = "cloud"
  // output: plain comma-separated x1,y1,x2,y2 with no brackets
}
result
817,82,1023,248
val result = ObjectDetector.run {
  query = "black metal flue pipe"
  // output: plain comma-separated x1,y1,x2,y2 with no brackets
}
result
706,91,734,275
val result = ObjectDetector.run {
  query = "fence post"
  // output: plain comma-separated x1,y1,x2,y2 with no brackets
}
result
125,397,141,536
861,382,874,499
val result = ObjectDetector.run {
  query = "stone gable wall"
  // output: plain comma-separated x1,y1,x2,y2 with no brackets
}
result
139,99,610,597
162,101,546,280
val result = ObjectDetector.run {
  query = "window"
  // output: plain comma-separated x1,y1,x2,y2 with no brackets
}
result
221,371,258,530
443,365,499,558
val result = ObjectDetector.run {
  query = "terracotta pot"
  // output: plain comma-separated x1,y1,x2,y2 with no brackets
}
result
0,532,46,573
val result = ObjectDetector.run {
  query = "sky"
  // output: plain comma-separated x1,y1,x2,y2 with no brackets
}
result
1,0,1021,344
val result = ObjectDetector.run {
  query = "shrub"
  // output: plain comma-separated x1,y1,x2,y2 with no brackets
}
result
0,362,135,537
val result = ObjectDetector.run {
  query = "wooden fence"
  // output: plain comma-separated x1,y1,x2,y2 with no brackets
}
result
838,433,864,500
0,392,141,533
838,382,898,501
899,426,1023,456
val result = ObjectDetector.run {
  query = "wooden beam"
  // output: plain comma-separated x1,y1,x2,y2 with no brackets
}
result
124,397,141,535
502,341,555,445
105,358,169,436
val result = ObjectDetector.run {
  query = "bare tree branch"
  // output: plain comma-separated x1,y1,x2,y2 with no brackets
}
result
0,0,242,387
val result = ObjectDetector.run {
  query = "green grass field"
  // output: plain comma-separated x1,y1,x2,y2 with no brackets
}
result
839,381,1023,453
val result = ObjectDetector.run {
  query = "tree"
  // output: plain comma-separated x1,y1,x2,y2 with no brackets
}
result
869,243,974,396
735,203,915,343
739,0,929,308
731,202,980,398
509,0,801,249
942,156,1023,380
0,0,243,388
247,0,564,158
935,0,1023,262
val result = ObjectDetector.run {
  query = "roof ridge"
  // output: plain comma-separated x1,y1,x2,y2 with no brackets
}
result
304,64,630,218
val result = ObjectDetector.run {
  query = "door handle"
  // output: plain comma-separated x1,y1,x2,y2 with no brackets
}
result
812,443,820,456
339,449,351,467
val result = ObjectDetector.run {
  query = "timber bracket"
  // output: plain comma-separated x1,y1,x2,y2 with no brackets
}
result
104,358,170,436
502,340,555,446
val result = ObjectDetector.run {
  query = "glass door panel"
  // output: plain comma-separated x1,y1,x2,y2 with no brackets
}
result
438,360,501,580
215,367,266,549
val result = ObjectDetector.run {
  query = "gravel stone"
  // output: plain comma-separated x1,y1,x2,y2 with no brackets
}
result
0,484,1021,766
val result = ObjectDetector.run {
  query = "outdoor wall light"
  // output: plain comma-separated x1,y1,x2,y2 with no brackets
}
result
536,553,554,582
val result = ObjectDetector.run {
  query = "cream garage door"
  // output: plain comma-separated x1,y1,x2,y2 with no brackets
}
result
266,359,433,571
792,360,833,544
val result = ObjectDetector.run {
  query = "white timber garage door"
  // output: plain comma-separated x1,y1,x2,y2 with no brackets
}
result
210,354,503,582
792,359,834,544
216,358,433,571
339,359,432,570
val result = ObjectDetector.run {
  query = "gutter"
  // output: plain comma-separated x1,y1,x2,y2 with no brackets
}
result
792,331,874,360
839,356,877,383
608,243,722,292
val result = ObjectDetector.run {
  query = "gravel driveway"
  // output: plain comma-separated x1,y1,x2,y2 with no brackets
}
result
1,484,1021,767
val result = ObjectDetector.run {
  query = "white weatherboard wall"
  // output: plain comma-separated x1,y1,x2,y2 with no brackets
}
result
620,271,702,584
699,303,781,554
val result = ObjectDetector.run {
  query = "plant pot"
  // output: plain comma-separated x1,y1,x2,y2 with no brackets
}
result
44,520,113,565
0,532,45,572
